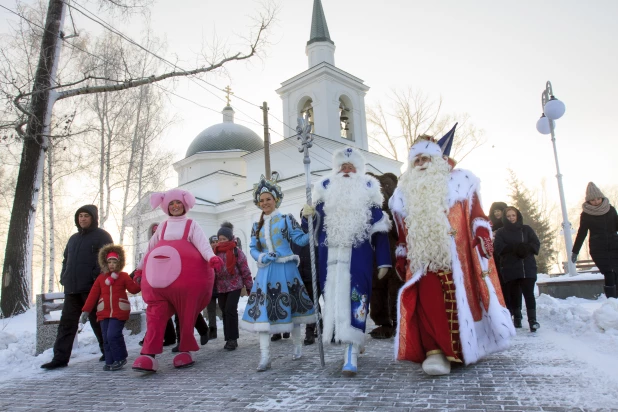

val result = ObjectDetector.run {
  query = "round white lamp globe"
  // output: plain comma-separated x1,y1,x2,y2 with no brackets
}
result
536,115,552,135
544,97,566,120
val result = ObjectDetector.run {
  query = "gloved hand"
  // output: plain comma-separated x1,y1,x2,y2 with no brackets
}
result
262,252,277,264
515,243,528,259
133,269,143,285
79,312,89,324
301,204,315,217
377,267,389,280
395,256,407,280
571,253,578,264
241,287,249,297
209,256,224,271
473,227,493,259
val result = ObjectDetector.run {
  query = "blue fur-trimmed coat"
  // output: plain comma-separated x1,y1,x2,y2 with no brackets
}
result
305,175,392,346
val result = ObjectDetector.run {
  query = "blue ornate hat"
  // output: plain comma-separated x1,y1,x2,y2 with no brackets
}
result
253,175,283,209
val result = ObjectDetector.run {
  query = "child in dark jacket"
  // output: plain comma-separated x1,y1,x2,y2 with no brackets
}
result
82,244,141,371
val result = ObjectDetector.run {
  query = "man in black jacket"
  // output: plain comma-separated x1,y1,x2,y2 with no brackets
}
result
41,205,113,369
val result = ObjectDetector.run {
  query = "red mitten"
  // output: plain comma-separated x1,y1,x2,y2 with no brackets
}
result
209,256,223,271
395,256,407,281
474,227,494,259
133,269,143,285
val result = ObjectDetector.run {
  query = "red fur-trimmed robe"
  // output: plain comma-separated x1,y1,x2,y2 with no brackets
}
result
389,169,514,365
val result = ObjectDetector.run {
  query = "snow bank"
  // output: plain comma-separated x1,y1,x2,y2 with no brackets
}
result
537,272,603,283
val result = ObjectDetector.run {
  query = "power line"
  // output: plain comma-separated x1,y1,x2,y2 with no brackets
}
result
66,1,265,125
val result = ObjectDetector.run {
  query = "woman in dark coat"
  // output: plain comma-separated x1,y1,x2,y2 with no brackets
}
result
494,206,541,332
489,202,509,306
572,182,618,298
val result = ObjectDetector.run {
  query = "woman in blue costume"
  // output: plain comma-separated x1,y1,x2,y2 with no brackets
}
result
241,175,315,372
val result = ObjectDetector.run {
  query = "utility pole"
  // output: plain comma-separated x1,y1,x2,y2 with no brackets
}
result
262,102,271,179
1,0,66,316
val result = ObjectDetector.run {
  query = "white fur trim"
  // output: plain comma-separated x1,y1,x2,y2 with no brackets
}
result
257,253,268,268
394,237,514,364
369,213,392,236
263,213,275,253
408,140,442,162
389,188,407,218
322,246,366,347
276,254,300,266
472,218,493,238
447,169,481,210
395,244,407,258
332,147,366,175
240,316,316,334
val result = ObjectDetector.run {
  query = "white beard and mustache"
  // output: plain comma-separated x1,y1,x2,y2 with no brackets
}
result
399,157,452,274
321,173,373,248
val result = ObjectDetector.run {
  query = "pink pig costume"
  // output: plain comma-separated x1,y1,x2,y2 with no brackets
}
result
132,189,222,372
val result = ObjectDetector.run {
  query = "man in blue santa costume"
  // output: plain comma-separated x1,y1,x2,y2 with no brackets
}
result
390,135,514,376
303,146,392,376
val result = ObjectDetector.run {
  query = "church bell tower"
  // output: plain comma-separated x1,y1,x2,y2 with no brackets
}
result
276,0,370,151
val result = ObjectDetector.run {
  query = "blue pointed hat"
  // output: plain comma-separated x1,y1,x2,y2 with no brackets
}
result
437,123,457,157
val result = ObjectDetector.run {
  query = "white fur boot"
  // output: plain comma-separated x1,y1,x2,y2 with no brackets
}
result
341,343,359,376
257,332,271,372
291,325,302,360
422,352,451,376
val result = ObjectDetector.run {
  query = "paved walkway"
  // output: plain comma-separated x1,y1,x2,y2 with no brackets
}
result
0,324,614,411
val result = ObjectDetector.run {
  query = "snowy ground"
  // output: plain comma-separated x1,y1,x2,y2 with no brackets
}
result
0,292,617,409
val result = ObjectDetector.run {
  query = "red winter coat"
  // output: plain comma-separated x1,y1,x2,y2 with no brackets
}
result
82,272,141,321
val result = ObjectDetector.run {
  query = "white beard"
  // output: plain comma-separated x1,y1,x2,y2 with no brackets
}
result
399,158,452,274
321,173,373,248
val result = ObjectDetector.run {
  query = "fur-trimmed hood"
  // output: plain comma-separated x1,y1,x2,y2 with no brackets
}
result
98,244,126,273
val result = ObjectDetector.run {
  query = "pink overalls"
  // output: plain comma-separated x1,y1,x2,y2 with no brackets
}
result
141,219,214,354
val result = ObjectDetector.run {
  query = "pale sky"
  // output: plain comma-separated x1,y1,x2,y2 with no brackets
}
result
3,0,618,211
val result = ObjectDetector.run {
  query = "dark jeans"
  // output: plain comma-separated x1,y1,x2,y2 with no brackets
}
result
101,318,127,365
218,289,241,341
205,296,218,327
173,312,208,339
508,277,536,312
53,292,104,363
602,270,617,287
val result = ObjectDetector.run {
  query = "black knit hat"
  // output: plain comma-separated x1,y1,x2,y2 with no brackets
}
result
217,222,234,240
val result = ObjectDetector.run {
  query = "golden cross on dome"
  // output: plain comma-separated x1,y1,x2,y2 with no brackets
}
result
224,85,234,106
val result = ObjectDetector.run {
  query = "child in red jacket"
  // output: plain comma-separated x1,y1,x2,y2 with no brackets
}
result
82,244,141,371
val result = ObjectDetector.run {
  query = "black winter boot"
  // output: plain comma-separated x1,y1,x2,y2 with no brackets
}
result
527,308,540,332
513,307,522,328
208,326,217,340
271,333,282,341
604,285,617,299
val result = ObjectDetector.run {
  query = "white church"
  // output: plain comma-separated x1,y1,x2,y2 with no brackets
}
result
127,0,402,273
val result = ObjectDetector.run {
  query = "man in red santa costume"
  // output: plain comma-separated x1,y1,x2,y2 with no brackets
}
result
132,189,223,372
390,135,514,376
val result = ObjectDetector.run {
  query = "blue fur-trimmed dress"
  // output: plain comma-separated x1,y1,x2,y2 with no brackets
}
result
307,176,392,347
240,211,315,333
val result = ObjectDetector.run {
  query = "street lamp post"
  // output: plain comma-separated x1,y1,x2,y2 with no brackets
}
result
536,81,577,276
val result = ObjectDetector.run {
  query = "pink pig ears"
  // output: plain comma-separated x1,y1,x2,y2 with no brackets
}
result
182,191,196,209
150,192,166,210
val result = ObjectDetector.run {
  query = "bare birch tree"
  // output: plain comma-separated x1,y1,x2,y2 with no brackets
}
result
1,0,277,316
368,87,486,163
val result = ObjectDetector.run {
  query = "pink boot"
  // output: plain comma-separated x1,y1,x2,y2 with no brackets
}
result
132,355,158,373
173,352,195,369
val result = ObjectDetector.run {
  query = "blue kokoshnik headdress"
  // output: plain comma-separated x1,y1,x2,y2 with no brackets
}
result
253,174,283,208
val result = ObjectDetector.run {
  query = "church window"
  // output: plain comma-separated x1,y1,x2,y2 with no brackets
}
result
339,96,354,141
299,98,315,133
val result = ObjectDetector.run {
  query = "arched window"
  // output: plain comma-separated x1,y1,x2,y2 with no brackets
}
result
339,96,354,141
299,97,315,133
